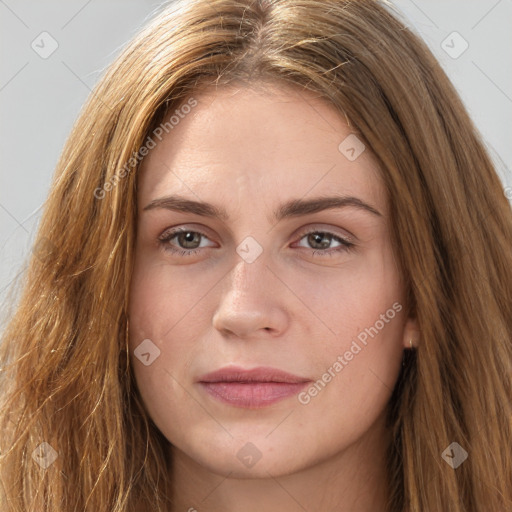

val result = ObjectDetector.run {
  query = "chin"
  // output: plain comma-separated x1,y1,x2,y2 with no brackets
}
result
176,433,315,478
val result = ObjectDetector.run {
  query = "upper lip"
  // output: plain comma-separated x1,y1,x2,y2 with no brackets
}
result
198,366,311,384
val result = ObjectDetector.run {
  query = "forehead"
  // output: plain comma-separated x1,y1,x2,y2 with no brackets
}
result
137,83,386,217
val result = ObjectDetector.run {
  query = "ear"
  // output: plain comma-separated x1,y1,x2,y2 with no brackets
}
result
402,316,420,349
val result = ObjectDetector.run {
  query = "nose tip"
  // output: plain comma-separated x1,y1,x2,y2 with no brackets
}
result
212,298,280,338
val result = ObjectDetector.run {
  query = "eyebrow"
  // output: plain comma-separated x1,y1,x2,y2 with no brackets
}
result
143,194,382,221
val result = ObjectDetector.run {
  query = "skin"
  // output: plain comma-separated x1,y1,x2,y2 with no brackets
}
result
128,82,419,512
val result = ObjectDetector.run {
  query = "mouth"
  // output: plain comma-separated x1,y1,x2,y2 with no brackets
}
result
198,366,312,409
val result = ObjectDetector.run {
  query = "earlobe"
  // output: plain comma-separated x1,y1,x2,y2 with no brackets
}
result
402,317,420,349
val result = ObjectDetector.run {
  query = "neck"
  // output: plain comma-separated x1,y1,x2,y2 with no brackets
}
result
168,413,392,512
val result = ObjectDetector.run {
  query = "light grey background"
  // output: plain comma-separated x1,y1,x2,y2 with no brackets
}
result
1,0,511,321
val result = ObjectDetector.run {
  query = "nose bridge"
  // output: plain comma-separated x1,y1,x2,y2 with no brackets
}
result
228,229,270,291
212,253,288,337
222,256,269,311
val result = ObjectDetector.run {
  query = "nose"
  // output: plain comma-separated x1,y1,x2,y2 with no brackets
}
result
212,258,289,339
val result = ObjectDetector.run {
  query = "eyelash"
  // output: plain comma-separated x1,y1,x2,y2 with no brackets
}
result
158,227,355,258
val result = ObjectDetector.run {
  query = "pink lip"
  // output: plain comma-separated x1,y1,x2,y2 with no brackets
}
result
198,366,312,409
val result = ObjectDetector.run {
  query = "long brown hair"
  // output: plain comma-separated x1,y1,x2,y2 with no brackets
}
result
1,1,511,510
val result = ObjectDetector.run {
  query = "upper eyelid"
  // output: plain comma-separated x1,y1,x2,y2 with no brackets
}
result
159,225,213,240
297,226,354,242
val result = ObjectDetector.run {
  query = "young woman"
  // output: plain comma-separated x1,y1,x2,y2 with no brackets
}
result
1,1,511,511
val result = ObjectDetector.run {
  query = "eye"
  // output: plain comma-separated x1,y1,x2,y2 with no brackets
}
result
158,228,216,256
293,229,355,257
157,226,355,258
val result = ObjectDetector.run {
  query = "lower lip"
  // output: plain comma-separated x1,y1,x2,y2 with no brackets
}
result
199,381,310,408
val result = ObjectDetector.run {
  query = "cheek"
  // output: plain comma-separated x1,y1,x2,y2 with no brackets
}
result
127,252,214,429
127,265,199,437
286,237,403,342
295,296,404,445
128,268,195,369
295,242,405,399
127,250,210,342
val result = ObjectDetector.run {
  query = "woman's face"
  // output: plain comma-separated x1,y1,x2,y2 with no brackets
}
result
128,83,417,477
